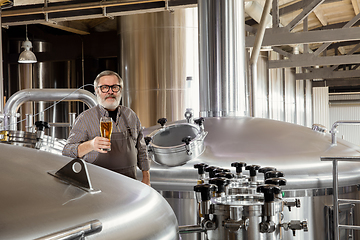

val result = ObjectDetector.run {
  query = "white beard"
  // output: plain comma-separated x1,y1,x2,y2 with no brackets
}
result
97,94,121,110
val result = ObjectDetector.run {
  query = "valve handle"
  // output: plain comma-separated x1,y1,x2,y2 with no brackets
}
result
194,117,205,126
35,121,50,131
182,136,192,145
231,162,247,173
209,177,230,193
259,167,277,176
157,118,167,127
214,172,234,179
144,136,152,146
245,165,260,177
265,177,287,187
194,183,217,201
194,163,209,175
265,170,285,179
205,166,218,178
257,184,281,202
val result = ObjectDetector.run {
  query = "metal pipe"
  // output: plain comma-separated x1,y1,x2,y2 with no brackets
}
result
198,0,246,117
178,225,204,234
3,88,97,131
249,0,272,66
2,0,163,18
330,120,360,145
333,159,339,240
249,0,272,117
35,220,102,240
0,9,3,114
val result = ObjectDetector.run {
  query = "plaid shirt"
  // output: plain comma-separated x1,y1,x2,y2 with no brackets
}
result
62,104,150,171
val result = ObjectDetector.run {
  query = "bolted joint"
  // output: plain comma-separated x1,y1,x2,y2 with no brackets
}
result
259,220,276,233
224,218,249,232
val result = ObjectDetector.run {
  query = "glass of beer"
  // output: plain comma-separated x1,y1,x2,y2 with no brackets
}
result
100,116,113,151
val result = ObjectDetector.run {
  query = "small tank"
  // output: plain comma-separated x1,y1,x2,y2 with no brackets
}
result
0,143,179,240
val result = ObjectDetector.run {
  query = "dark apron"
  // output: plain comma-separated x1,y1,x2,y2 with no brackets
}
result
92,111,138,179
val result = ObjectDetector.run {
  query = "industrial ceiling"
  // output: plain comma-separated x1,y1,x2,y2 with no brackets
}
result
2,0,360,91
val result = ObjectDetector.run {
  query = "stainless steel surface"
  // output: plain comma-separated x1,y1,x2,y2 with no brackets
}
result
119,8,198,128
0,143,179,240
198,0,246,117
269,51,284,122
143,117,360,240
3,88,97,131
147,122,207,166
146,117,360,191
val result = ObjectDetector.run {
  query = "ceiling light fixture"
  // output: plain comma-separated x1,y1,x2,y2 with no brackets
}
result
18,25,37,64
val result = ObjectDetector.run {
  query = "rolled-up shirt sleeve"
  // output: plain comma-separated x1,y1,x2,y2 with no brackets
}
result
133,114,150,171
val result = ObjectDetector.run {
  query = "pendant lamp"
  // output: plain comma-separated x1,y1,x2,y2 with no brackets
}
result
18,25,37,64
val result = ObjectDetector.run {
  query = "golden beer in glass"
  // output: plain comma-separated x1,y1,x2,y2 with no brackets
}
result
100,116,113,151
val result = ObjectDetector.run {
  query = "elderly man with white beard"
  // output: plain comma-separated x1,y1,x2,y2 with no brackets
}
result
62,70,150,186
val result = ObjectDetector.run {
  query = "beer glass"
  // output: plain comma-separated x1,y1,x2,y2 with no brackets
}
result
100,116,113,151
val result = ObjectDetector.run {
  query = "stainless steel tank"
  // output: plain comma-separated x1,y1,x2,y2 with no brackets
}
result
143,116,360,240
0,143,179,240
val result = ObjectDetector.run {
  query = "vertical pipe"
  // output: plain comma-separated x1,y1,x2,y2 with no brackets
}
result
333,159,339,240
198,0,246,117
249,0,272,117
0,10,3,113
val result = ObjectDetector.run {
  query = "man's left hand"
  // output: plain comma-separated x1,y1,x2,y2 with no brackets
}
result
141,170,151,186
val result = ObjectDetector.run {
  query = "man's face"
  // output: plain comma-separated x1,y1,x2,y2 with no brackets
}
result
95,75,122,111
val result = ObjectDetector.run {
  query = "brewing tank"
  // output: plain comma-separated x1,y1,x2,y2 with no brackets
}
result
0,143,179,240
143,116,360,240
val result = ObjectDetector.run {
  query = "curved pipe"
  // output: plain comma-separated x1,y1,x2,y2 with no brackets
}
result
4,88,97,130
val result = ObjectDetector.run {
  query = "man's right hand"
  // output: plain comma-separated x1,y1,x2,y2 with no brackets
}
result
91,136,111,153
78,137,111,157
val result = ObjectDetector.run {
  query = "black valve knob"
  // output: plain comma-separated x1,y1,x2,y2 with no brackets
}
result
265,170,284,179
205,166,218,178
194,183,217,201
194,117,205,127
182,136,192,145
245,165,260,177
144,136,152,146
209,177,230,193
194,163,209,175
35,121,50,131
257,184,281,202
259,167,277,178
214,172,235,179
157,118,167,127
231,162,247,174
265,177,287,187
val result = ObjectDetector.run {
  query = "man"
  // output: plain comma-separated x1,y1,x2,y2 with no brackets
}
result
62,70,150,185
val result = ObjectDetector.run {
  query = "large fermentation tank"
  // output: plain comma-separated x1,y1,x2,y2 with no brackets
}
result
0,143,179,240
143,117,360,240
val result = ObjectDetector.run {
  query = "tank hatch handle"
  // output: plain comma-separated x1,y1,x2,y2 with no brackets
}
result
35,220,102,240
48,158,101,194
157,118,167,127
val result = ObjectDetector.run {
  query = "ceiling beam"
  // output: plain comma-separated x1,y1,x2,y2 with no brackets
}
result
245,27,360,48
285,0,325,31
351,0,360,15
296,68,360,79
313,7,328,26
314,12,360,56
41,21,90,35
269,54,360,68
